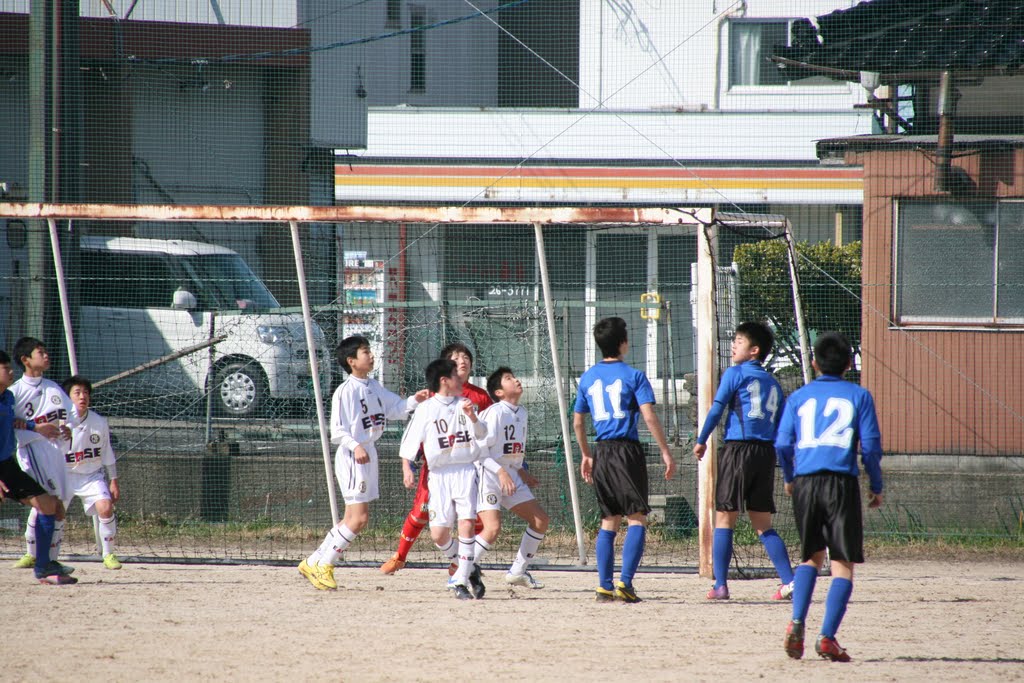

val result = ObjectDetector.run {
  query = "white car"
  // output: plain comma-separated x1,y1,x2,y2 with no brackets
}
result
76,236,330,417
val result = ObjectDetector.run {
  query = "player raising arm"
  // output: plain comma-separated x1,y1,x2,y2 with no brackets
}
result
693,321,795,601
775,332,883,663
399,358,488,600
298,336,427,591
573,316,675,603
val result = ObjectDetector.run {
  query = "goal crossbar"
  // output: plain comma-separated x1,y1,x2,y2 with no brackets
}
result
0,202,710,226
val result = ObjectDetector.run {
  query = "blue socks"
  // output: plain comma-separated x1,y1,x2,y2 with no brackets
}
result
821,577,853,638
34,513,55,577
759,528,795,585
596,529,616,591
791,564,817,622
712,528,733,588
620,525,646,586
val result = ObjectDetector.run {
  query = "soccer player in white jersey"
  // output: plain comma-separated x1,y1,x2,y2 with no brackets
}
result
48,376,123,569
474,367,549,589
399,358,488,600
9,337,76,575
299,335,428,591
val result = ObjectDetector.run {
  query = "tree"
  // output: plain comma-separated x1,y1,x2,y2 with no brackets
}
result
733,240,862,369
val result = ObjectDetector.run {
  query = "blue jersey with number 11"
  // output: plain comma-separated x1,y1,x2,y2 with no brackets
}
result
574,360,655,442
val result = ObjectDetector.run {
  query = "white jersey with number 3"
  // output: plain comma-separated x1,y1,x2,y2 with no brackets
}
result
11,375,76,448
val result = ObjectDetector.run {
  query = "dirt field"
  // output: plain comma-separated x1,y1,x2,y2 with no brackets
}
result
2,559,1022,682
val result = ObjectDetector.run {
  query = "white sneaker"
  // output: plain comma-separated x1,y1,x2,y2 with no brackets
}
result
446,576,458,591
504,571,544,589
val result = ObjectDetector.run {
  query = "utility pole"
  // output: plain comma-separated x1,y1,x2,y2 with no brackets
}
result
28,0,81,373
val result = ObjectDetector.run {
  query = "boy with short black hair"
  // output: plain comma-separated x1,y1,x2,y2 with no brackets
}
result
573,317,676,603
775,332,883,662
60,375,122,569
399,358,488,600
380,342,493,575
10,337,76,574
0,350,76,585
474,366,549,589
298,335,427,591
693,321,795,600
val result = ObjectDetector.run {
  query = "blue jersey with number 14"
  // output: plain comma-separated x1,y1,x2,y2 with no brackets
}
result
696,360,784,445
574,360,655,442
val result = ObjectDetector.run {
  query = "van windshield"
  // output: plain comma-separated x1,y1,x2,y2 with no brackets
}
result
179,255,281,310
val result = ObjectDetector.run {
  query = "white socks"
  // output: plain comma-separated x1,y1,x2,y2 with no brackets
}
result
473,535,492,566
25,507,37,558
454,537,475,585
99,516,117,556
308,524,356,566
51,519,65,561
510,528,545,575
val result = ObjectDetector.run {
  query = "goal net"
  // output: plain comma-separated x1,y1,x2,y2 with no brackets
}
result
2,206,765,574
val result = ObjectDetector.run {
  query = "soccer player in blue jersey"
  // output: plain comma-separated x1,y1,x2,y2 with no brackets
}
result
573,317,676,603
775,332,883,662
693,321,795,601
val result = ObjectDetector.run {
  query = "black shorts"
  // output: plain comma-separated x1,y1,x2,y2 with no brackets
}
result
791,471,864,563
592,439,650,519
0,456,46,501
715,440,777,513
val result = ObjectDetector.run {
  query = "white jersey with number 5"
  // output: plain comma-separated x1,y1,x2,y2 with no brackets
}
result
331,375,418,454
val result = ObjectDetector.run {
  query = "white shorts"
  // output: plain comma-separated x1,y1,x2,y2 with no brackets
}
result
427,463,478,528
16,440,68,499
62,470,112,516
334,444,379,505
476,465,535,512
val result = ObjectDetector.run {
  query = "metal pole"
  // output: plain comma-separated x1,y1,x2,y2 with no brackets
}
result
290,221,339,527
784,220,813,385
204,312,216,445
665,300,680,443
48,216,101,556
47,218,77,374
533,223,587,565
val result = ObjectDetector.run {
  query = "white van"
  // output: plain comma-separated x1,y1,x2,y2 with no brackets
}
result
77,236,330,417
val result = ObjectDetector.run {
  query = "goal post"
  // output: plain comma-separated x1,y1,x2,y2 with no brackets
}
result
695,220,718,579
695,211,815,578
4,201,715,568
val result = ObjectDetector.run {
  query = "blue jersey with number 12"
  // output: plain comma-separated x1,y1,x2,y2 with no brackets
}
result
574,360,655,442
774,375,883,494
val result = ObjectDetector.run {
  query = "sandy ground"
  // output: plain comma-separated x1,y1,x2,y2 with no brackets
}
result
1,559,1022,682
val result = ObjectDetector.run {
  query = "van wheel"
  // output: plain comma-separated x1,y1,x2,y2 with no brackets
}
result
213,361,266,417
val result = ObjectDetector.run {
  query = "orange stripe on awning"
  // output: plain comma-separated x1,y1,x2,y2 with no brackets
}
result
333,164,862,180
